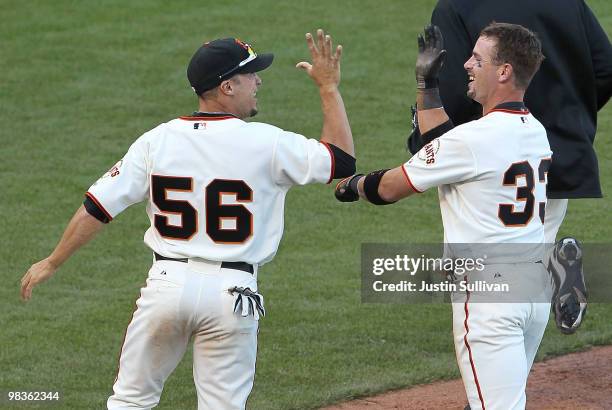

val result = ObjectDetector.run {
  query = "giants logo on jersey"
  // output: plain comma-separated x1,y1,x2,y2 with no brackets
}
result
103,160,123,178
417,140,440,165
91,159,123,187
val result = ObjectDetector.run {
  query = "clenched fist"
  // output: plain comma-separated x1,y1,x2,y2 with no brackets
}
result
334,174,363,202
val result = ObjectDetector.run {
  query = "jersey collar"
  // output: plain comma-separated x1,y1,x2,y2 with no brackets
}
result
487,101,529,115
179,112,239,121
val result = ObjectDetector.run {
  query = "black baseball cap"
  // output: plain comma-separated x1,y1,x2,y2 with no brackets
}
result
187,38,274,95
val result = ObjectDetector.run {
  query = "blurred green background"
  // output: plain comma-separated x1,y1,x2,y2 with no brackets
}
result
1,1,610,409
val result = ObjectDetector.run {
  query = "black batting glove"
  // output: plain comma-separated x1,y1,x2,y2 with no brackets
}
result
416,25,447,89
334,174,363,202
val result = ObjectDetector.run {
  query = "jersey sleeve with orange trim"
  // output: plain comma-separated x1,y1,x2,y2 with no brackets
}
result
86,136,150,218
271,130,332,186
403,131,477,192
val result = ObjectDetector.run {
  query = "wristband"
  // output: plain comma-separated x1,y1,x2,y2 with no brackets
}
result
416,78,439,90
363,170,396,206
417,88,443,109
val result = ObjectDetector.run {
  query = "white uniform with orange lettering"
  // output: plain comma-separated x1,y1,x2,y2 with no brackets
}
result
87,113,333,410
403,104,553,410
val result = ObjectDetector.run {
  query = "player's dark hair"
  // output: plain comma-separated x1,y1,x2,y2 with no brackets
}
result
480,22,545,89
200,87,219,100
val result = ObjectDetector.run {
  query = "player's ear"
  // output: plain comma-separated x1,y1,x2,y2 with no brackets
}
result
498,63,513,84
219,79,235,96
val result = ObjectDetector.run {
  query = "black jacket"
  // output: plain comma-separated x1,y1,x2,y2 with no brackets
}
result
411,0,612,198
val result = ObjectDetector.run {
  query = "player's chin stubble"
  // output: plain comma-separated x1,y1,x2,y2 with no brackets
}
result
466,84,479,103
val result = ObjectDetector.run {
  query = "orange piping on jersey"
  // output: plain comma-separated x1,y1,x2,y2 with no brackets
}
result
178,116,236,121
320,141,335,184
85,192,113,222
463,279,486,409
486,108,529,115
400,165,423,193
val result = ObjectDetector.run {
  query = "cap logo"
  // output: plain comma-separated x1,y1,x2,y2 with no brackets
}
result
217,40,258,80
235,39,257,58
189,37,271,94
235,38,250,50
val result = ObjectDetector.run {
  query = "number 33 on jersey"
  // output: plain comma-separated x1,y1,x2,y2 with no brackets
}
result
403,106,552,247
85,114,337,265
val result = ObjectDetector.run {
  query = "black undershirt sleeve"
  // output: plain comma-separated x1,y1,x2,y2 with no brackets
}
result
420,119,455,145
83,196,111,224
407,127,423,155
408,119,454,154
327,143,356,179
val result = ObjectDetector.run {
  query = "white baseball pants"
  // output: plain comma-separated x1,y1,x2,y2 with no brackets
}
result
107,258,259,410
452,263,553,410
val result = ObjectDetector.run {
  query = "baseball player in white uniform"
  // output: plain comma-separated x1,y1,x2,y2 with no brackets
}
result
336,24,551,409
20,30,355,409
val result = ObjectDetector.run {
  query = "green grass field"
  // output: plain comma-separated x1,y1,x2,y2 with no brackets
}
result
2,1,611,409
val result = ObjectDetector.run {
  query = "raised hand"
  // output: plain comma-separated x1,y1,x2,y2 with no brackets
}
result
296,29,343,90
416,25,446,89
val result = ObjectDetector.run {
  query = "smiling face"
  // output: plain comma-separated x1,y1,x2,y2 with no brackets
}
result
229,72,262,118
463,36,503,106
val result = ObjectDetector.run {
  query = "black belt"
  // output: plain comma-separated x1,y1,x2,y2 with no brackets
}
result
153,252,254,274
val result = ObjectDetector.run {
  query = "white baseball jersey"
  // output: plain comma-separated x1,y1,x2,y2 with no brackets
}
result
87,114,333,265
403,106,552,255
404,105,553,410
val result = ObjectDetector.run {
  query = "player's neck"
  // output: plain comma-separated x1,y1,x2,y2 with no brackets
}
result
482,89,525,115
197,98,242,119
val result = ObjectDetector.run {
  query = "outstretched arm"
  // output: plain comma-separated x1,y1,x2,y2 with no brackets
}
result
297,29,354,157
20,205,105,301
334,26,455,205
335,166,418,205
